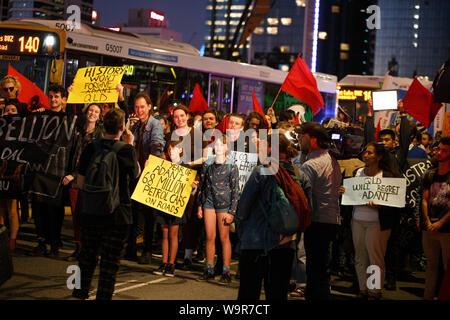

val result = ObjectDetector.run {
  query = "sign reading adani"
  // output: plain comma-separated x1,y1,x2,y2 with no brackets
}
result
342,176,407,208
132,155,197,218
67,66,126,104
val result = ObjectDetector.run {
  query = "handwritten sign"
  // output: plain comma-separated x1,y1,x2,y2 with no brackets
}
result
206,149,258,193
131,155,197,218
67,66,126,104
342,176,406,208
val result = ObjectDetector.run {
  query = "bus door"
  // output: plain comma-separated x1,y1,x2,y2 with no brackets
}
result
208,75,234,114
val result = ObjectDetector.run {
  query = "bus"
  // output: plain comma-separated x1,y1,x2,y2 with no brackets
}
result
0,19,337,121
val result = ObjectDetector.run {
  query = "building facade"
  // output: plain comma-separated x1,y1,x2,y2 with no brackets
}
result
5,0,93,23
374,0,450,79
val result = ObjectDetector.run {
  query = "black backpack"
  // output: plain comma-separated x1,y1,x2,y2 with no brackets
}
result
82,140,125,216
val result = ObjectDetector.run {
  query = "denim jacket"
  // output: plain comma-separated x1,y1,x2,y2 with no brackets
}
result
131,115,165,159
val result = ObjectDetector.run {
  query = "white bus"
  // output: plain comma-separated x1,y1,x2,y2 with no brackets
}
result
0,19,337,121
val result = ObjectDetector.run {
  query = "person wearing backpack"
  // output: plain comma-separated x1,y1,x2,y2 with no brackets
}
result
236,134,312,301
196,134,239,285
72,108,140,300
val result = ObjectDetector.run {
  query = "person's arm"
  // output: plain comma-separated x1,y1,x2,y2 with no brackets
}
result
364,99,375,144
398,99,410,167
196,164,207,219
227,164,240,219
149,119,165,157
298,164,317,213
421,188,432,230
429,210,450,232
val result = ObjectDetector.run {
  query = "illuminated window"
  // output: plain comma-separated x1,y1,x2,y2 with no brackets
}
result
206,20,211,25
414,33,418,38
413,24,419,29
267,27,278,35
340,43,350,51
319,31,327,40
232,51,240,57
414,14,419,19
267,18,279,25
280,65,289,72
254,27,264,35
415,5,420,9
230,13,241,18
231,5,245,10
340,52,348,60
281,18,292,26
280,46,290,53
413,42,418,47
331,5,340,13
296,0,306,7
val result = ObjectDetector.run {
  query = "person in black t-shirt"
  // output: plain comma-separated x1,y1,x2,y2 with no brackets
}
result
421,137,450,300
72,108,139,300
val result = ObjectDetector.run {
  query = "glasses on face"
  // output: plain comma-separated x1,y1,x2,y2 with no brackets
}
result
3,87,15,92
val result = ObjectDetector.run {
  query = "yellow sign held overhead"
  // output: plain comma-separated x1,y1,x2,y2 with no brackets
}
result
131,155,197,218
67,66,126,104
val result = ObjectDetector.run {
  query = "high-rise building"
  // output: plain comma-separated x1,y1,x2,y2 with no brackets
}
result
0,0,10,20
6,0,93,24
204,0,248,60
251,0,306,70
374,0,450,79
302,0,377,79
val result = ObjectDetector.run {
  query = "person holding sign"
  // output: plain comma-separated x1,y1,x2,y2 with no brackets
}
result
128,92,165,264
152,141,189,277
197,135,239,285
342,142,400,300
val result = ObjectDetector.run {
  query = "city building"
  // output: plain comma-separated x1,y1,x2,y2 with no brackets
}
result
0,0,10,20
6,0,93,23
374,0,450,79
302,0,377,79
250,0,306,70
115,9,181,42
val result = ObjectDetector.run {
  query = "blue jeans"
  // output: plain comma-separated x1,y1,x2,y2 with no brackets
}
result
304,222,337,301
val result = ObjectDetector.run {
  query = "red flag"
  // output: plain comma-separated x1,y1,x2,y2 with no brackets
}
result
403,78,442,128
375,117,382,142
251,88,269,128
188,83,209,114
7,64,49,110
216,115,229,134
281,55,324,115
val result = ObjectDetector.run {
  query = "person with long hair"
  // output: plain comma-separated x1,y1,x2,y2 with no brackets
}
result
64,103,104,261
343,142,400,300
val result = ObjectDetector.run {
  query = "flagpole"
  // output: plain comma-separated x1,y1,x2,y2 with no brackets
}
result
269,87,282,110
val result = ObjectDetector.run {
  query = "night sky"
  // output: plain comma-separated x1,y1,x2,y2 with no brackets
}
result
94,0,207,50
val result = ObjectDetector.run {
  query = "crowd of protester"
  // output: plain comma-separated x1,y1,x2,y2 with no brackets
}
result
0,74,449,301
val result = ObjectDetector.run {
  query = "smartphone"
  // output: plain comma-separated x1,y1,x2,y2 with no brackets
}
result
372,90,398,111
332,133,341,140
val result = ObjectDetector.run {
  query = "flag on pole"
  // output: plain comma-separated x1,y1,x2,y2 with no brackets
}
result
251,88,269,128
7,64,49,110
216,115,229,133
280,55,324,115
403,77,442,128
188,83,209,113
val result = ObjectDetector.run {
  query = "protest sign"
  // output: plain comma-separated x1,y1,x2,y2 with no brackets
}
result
342,176,406,208
67,66,127,104
0,113,77,202
131,155,197,218
206,149,258,193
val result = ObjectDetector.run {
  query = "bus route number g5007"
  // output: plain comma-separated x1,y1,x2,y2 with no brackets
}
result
106,44,122,54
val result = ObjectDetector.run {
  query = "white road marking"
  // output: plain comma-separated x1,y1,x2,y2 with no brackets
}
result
87,278,169,300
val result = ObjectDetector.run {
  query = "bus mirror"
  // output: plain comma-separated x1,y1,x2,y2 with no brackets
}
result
50,58,64,84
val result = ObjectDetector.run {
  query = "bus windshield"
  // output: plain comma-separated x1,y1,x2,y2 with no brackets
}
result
0,56,52,93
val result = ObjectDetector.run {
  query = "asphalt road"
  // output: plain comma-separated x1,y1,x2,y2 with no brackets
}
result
0,215,426,301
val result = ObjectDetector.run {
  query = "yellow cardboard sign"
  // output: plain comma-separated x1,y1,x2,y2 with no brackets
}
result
67,66,127,104
131,155,197,218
